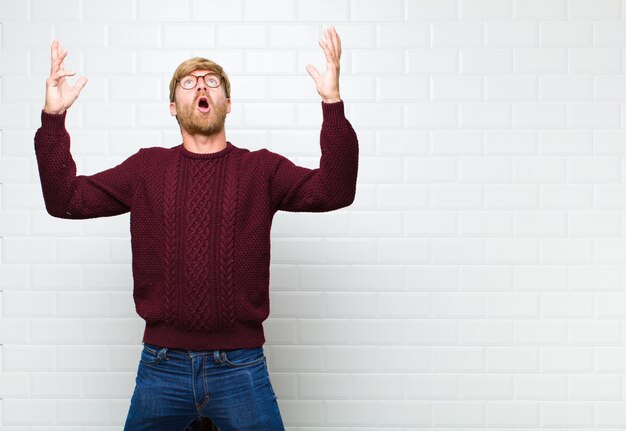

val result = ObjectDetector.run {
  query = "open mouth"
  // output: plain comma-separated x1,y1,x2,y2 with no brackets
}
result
197,96,211,113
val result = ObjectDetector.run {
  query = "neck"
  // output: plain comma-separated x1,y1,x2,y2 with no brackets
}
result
181,128,227,154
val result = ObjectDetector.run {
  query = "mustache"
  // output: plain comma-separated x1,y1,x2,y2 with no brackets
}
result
194,93,211,104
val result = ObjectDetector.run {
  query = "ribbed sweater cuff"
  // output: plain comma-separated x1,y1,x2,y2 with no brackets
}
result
321,99,346,126
39,110,68,136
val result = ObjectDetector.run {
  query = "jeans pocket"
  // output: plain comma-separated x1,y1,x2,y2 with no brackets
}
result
262,357,278,399
141,344,168,365
221,348,265,368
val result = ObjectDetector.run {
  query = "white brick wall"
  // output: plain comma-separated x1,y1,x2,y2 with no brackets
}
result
4,0,626,429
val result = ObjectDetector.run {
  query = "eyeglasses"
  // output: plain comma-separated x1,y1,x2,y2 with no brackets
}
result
177,73,223,90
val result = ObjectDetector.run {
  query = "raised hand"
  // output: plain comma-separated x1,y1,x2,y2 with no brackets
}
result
44,40,88,114
306,26,341,103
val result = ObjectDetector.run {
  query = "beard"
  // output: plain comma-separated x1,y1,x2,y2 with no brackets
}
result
175,93,228,137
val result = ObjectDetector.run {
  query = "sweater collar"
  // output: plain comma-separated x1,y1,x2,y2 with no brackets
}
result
178,142,234,160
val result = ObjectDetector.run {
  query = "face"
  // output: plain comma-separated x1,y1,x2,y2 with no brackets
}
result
169,69,231,137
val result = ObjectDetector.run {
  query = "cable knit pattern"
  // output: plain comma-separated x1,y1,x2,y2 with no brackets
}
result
182,158,217,330
219,154,239,329
162,152,181,325
34,100,359,350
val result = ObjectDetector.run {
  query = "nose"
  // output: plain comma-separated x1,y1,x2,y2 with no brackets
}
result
195,79,208,93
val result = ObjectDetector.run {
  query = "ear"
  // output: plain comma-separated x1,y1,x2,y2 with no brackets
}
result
169,101,177,117
226,98,231,114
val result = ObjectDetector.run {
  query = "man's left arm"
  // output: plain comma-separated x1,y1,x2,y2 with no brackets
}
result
267,100,358,213
267,26,359,213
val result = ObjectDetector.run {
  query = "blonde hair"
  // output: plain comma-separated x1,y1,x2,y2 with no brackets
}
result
169,57,231,102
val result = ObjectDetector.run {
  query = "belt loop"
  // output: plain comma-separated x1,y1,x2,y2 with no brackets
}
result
158,347,169,361
213,350,221,364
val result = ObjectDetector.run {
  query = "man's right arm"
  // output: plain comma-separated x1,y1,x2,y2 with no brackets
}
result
35,110,142,219
35,39,141,219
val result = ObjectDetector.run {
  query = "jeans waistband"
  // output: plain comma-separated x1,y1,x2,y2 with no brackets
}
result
142,342,263,360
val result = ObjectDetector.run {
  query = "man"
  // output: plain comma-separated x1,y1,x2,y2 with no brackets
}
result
34,26,358,430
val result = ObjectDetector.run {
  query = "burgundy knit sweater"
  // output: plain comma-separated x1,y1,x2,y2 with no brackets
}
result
34,101,358,350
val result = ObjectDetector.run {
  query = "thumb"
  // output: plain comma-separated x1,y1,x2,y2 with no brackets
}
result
306,64,320,81
73,77,88,94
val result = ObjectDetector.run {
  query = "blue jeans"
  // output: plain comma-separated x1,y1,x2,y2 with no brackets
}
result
123,342,285,431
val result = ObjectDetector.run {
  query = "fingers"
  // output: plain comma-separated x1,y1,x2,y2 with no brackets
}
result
334,27,342,56
50,39,59,75
324,27,335,54
329,26,341,59
57,42,67,72
51,39,58,63
319,26,341,67
51,40,66,66
59,70,77,79
49,40,76,81
49,68,77,85
319,39,336,66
